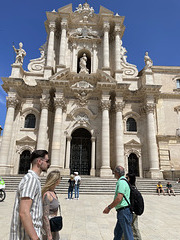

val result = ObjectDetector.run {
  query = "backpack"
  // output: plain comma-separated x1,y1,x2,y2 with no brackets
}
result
121,178,144,216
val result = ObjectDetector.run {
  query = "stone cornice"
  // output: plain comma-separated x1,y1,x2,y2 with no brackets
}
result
159,92,180,99
152,66,180,74
157,135,180,142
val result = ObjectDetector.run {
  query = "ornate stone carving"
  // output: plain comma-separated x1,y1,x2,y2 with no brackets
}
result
54,97,65,109
75,113,89,124
115,102,125,112
174,106,180,113
40,99,50,109
70,26,99,39
13,42,26,65
71,81,93,89
103,22,110,32
6,97,19,108
75,3,94,19
145,103,155,113
100,100,111,111
71,80,94,106
27,42,47,72
144,52,153,71
49,22,56,32
120,44,138,77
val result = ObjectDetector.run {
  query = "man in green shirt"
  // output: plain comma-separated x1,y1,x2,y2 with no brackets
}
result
103,166,134,240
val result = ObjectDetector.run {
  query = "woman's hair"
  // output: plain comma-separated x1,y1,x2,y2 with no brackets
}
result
42,170,61,197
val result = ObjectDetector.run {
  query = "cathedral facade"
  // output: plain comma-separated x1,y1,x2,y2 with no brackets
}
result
0,3,180,179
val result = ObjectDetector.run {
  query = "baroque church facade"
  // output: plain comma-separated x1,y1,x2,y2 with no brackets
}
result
0,3,180,179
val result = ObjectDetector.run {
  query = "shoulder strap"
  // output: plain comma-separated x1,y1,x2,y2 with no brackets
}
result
54,191,62,216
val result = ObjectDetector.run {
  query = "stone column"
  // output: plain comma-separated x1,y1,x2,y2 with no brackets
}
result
59,19,67,67
145,103,162,179
90,137,96,176
72,43,77,72
100,99,112,176
51,97,65,169
0,96,18,174
64,136,72,173
37,98,49,150
103,22,110,69
47,22,55,67
115,101,125,167
114,24,123,81
92,44,97,73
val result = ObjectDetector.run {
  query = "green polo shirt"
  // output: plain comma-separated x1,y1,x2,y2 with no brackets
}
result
114,176,130,210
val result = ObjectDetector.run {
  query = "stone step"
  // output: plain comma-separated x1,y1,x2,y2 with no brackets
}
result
1,176,180,195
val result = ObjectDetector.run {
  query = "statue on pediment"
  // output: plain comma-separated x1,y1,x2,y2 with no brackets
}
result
79,53,89,74
13,42,26,65
71,26,99,39
75,3,94,17
144,52,153,70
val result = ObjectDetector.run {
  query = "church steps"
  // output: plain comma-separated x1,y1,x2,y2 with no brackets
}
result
1,176,180,195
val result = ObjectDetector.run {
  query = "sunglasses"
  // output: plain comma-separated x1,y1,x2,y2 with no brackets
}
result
41,158,50,163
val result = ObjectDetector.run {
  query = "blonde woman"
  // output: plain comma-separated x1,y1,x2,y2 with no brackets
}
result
42,170,61,240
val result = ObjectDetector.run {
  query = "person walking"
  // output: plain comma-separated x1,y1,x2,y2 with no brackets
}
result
10,150,50,240
42,170,61,240
67,174,75,200
122,173,142,240
74,172,81,200
103,166,134,240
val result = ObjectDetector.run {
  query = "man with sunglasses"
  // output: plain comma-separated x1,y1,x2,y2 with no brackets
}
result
10,150,50,240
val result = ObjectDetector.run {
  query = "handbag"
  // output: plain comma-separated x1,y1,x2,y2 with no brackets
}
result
49,194,63,232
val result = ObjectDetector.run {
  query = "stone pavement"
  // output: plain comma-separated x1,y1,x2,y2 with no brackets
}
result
0,192,179,240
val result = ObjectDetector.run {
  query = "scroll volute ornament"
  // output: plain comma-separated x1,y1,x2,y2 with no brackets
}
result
100,100,111,110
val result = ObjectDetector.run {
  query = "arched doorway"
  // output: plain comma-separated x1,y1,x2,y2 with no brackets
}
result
70,128,91,175
18,150,31,174
128,153,139,176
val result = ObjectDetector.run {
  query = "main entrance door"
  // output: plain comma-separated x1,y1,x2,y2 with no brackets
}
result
128,153,139,176
70,128,91,175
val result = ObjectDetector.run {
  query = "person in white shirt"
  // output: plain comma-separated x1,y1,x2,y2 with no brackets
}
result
74,172,81,199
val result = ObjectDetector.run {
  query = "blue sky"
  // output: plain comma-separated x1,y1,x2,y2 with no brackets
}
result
0,0,180,131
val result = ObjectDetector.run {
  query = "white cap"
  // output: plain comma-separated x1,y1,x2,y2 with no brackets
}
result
74,172,78,175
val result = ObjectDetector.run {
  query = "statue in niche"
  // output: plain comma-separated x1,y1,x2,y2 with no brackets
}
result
13,42,26,65
79,53,89,74
144,52,153,69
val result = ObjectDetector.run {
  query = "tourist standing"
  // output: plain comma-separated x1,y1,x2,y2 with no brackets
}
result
42,170,61,240
10,150,50,240
67,174,75,199
74,172,81,200
103,166,134,240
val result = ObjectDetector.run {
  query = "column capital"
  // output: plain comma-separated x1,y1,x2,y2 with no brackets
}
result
54,97,65,109
115,102,125,112
61,19,67,30
114,24,121,34
103,22,110,32
145,103,156,113
91,137,96,142
40,99,50,109
67,135,72,141
49,22,56,32
100,100,111,110
6,97,18,108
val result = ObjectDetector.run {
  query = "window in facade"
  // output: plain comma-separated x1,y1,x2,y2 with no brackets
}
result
176,79,180,89
126,117,137,132
24,114,36,128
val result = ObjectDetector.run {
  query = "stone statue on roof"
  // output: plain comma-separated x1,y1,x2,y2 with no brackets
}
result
13,42,26,65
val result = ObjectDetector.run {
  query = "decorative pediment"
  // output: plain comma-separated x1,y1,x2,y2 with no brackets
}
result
16,136,36,144
125,139,141,146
